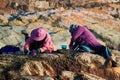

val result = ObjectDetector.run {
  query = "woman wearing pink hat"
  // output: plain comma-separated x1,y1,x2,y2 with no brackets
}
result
23,27,54,55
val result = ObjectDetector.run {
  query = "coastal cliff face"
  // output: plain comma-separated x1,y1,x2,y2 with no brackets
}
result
0,0,120,80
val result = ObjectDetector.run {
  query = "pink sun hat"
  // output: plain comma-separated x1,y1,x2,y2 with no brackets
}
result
30,27,47,41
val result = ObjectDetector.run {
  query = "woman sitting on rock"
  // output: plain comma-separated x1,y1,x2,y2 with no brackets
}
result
69,24,117,67
23,27,54,56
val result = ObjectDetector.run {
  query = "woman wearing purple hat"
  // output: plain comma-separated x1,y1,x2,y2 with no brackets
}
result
69,24,117,67
24,27,54,55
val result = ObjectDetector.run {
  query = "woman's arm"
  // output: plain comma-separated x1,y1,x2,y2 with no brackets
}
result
69,26,85,49
39,34,54,53
72,26,85,41
24,38,33,50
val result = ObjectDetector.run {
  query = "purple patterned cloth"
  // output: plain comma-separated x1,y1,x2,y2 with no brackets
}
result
69,25,103,50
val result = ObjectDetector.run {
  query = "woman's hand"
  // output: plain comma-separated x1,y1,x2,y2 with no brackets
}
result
31,49,37,56
31,48,41,56
24,50,30,55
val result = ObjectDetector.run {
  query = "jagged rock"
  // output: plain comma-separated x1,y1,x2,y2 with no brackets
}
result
83,72,105,80
61,71,76,80
0,0,120,13
0,50,120,80
0,13,10,24
0,1,120,80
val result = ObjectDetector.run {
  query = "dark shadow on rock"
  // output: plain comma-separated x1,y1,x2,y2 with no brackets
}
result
8,14,22,22
21,30,29,41
8,11,36,22
49,31,58,36
0,24,9,27
74,74,87,80
118,43,120,51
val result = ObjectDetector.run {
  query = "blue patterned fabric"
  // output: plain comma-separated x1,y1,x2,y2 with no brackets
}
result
0,45,20,53
105,47,110,57
80,45,91,52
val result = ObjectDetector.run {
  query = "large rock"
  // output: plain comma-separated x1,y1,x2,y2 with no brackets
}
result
0,26,25,48
0,50,120,80
1,4,120,50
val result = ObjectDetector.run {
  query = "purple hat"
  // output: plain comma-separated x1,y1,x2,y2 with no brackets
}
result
30,27,47,41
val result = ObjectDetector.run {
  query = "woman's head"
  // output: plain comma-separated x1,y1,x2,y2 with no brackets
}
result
69,24,78,35
30,27,47,41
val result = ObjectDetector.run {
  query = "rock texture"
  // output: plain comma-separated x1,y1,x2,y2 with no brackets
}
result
0,0,120,80
0,50,120,80
0,0,120,50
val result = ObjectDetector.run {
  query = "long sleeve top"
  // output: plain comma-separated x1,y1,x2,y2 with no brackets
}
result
69,26,103,50
24,33,54,53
